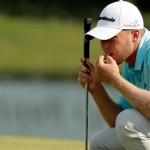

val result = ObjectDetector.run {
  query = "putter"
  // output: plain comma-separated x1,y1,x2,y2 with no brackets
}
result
84,17,91,150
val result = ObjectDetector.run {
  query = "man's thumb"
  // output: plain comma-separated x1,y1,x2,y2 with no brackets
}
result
105,56,114,64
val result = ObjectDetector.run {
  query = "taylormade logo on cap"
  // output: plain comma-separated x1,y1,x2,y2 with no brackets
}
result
85,0,144,40
98,16,115,22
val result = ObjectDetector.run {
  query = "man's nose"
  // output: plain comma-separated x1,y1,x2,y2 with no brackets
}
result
100,40,110,51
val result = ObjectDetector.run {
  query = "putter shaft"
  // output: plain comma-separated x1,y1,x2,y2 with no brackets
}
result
85,83,89,150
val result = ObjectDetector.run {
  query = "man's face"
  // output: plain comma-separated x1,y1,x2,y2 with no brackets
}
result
100,30,135,65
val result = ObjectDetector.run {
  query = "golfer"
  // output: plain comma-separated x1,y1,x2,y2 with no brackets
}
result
78,0,150,149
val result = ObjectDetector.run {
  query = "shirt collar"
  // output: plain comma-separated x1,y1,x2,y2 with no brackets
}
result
134,28,149,70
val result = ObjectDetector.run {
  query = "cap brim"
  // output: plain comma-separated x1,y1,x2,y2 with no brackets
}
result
85,27,122,40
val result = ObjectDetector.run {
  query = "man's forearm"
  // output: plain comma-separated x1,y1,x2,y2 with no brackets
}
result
111,73,150,119
90,84,122,127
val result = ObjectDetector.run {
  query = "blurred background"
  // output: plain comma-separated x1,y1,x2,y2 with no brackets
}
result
0,0,150,149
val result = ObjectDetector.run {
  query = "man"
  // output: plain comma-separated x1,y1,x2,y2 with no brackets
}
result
78,0,150,149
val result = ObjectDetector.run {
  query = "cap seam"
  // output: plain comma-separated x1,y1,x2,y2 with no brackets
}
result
118,0,123,28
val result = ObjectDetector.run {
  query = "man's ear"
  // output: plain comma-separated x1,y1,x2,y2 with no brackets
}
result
131,30,140,42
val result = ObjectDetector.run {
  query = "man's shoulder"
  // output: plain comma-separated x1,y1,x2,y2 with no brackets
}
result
142,28,150,50
143,28,150,41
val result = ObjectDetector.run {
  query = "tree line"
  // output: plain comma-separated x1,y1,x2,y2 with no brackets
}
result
0,0,149,19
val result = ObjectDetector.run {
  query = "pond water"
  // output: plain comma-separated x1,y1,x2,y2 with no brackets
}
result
0,80,120,140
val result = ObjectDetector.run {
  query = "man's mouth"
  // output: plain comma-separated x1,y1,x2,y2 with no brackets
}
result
105,52,113,56
103,52,113,63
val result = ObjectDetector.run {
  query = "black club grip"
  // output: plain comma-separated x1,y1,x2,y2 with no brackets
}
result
84,18,91,66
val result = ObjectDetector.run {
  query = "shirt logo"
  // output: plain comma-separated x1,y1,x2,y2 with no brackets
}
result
98,16,115,22
144,82,147,89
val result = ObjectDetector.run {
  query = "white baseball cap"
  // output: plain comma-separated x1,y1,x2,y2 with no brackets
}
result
85,0,144,40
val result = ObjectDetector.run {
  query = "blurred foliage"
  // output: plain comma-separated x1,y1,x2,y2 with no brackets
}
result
0,0,106,20
0,0,148,20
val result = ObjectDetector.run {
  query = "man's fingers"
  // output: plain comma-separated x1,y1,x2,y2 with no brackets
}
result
80,57,95,73
80,57,85,63
79,71,92,80
78,74,92,85
105,56,114,64
86,59,95,72
97,55,114,66
79,64,90,73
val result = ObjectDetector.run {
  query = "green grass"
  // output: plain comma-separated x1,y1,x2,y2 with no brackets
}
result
0,136,84,150
0,15,101,79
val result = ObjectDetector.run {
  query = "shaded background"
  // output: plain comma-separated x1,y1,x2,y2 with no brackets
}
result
0,0,149,19
0,0,150,144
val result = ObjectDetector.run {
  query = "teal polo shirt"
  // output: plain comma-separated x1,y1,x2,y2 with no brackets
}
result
118,28,150,110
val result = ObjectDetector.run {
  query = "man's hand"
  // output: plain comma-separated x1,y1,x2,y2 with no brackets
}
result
78,57,101,93
95,55,120,84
